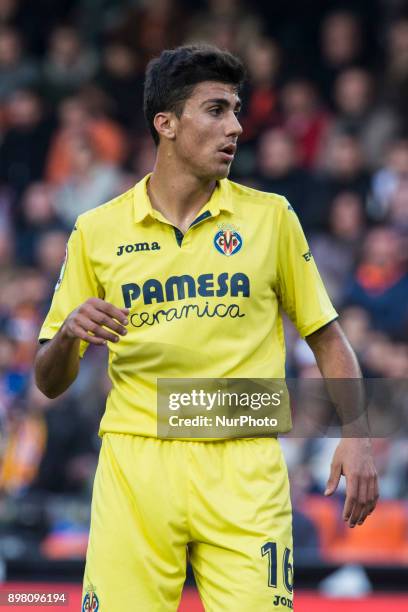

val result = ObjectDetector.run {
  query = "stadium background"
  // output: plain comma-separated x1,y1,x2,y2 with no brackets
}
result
0,0,407,609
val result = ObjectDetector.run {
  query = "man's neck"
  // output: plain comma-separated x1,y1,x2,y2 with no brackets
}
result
147,156,217,234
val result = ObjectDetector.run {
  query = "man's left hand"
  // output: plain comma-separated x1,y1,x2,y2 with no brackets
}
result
324,438,379,528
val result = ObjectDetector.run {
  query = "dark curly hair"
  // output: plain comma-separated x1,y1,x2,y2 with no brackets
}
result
144,44,245,145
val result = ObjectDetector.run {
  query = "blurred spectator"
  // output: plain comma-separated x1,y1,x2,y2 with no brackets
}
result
0,266,48,310
0,399,46,495
20,183,56,228
372,438,408,499
35,229,68,281
0,0,19,26
0,184,12,226
370,138,408,220
332,67,399,169
291,338,320,379
361,330,400,377
0,224,14,270
15,183,65,266
0,89,54,214
130,133,156,182
0,26,38,102
27,383,98,495
42,26,98,105
343,226,408,339
319,131,370,212
341,307,408,376
388,180,408,232
383,343,408,378
46,96,127,186
0,0,59,56
238,37,280,144
339,306,371,359
311,192,366,304
53,136,123,227
186,0,260,55
0,377,97,497
382,18,408,125
280,78,331,169
77,0,126,46
0,332,26,422
112,0,185,60
316,11,367,104
254,128,323,231
95,43,144,130
1,269,49,369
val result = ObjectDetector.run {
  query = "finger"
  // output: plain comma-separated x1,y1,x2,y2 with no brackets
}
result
357,502,373,526
368,473,380,515
349,502,364,528
91,310,128,336
88,323,120,343
76,314,120,343
352,478,368,527
343,474,358,523
325,462,342,496
364,475,377,518
94,300,129,325
374,473,380,505
71,324,106,346
84,299,129,325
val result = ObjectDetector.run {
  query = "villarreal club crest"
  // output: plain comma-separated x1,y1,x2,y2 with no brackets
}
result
82,587,99,612
214,224,243,256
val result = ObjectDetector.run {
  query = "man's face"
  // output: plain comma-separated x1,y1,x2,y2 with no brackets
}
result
171,81,243,180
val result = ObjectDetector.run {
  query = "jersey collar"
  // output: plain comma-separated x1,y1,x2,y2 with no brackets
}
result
133,173,234,224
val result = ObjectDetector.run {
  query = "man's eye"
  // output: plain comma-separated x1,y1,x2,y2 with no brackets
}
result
209,107,222,115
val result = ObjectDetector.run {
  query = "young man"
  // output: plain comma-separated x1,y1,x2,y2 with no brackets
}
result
35,45,378,611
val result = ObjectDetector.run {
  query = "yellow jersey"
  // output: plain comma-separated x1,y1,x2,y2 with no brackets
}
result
39,174,337,437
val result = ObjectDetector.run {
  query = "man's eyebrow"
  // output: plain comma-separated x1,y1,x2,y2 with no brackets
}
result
201,97,242,109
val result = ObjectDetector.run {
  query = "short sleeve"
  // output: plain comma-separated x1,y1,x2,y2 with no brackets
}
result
38,219,104,357
276,199,338,338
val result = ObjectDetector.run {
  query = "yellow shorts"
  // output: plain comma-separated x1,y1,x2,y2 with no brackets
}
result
82,435,294,611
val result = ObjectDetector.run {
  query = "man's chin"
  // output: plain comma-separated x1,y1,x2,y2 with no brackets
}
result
194,161,231,181
214,163,231,180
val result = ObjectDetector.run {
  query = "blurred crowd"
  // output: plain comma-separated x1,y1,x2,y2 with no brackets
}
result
0,0,407,564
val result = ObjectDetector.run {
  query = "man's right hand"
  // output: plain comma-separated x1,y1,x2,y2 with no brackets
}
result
61,298,129,346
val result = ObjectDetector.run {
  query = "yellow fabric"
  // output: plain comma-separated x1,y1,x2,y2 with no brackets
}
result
39,174,337,438
82,434,293,611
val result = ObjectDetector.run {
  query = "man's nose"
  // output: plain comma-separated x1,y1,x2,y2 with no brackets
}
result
226,112,243,137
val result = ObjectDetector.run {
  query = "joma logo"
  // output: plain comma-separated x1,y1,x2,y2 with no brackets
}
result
117,242,161,256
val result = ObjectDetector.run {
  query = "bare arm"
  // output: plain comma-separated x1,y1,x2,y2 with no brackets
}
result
35,298,129,399
35,330,81,399
306,321,379,527
306,320,361,378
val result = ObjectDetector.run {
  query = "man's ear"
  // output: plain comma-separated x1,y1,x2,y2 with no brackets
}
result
153,112,177,141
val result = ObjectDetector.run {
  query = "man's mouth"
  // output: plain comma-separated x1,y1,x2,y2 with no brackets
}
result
218,144,237,161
